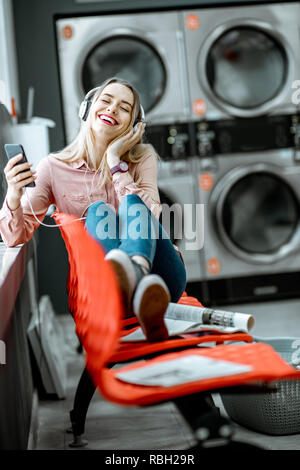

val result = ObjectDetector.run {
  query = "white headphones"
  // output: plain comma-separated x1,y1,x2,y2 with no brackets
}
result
78,87,145,126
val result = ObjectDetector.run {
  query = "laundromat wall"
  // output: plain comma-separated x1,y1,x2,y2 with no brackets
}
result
12,0,300,312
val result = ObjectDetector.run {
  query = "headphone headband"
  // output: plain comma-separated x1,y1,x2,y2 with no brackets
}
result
139,105,145,123
78,87,145,125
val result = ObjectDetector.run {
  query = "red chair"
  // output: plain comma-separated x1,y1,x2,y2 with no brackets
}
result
53,212,300,450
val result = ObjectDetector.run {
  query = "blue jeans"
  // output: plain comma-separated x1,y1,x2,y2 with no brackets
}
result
85,194,186,302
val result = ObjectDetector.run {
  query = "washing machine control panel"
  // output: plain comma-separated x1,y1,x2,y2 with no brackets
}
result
195,114,295,157
145,124,192,161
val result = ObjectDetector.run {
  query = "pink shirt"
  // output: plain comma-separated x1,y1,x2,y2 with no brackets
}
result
0,152,162,247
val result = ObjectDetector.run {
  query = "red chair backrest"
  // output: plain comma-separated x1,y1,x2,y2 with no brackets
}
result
53,211,123,383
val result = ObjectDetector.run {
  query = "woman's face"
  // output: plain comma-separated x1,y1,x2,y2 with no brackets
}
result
90,82,134,141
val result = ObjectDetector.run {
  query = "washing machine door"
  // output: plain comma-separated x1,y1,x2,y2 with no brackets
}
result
212,163,300,264
203,23,289,117
56,13,188,143
82,35,166,114
183,3,300,119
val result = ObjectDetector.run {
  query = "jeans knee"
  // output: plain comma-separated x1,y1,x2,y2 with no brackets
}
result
120,194,144,209
85,201,117,235
86,200,107,218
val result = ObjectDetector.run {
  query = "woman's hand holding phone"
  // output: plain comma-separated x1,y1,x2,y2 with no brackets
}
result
106,122,146,168
4,154,36,211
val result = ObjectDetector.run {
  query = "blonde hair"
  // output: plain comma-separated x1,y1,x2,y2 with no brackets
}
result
52,77,157,187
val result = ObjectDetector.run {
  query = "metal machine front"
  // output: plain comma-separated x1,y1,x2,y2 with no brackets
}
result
56,12,189,143
54,5,300,304
157,157,201,283
182,2,300,120
144,122,201,282
195,113,300,304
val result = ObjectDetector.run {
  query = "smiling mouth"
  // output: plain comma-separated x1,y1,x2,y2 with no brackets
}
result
98,114,119,126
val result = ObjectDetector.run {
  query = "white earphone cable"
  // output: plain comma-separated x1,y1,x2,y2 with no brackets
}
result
24,187,87,228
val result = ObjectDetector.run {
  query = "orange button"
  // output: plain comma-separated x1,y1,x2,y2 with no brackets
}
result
193,99,207,116
62,25,73,39
186,14,200,30
199,172,214,191
207,258,221,275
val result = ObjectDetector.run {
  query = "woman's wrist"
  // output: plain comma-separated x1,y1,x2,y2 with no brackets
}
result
106,152,120,169
6,187,22,211
6,195,21,211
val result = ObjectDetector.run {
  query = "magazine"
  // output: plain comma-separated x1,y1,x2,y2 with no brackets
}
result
116,355,253,387
165,303,255,330
121,303,255,342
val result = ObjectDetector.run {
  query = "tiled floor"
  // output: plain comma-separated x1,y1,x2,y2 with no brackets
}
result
36,297,300,450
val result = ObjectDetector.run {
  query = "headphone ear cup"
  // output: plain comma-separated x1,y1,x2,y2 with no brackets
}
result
79,100,87,120
79,86,100,121
133,105,145,128
79,100,92,121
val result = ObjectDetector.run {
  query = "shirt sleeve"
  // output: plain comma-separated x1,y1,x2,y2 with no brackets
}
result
112,151,162,219
0,157,54,246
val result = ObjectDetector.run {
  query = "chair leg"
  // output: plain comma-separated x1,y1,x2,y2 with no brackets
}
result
174,392,234,448
67,366,96,448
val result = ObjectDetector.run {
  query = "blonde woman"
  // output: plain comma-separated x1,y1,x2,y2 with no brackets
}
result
0,77,187,445
0,77,186,342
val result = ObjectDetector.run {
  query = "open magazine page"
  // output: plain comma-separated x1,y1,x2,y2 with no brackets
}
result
165,303,255,330
116,355,253,387
122,304,255,342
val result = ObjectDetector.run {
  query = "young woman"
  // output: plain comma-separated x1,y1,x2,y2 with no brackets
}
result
0,77,187,342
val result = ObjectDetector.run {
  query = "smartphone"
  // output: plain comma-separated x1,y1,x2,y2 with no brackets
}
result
4,144,35,187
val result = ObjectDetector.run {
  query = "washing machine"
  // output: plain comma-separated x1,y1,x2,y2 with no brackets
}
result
182,2,300,120
158,157,202,283
142,121,201,283
55,11,189,143
194,113,300,305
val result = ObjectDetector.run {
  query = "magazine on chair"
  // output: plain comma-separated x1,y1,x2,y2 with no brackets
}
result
121,303,255,342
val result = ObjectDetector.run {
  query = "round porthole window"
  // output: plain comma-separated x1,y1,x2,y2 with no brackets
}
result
82,35,167,113
204,26,288,114
221,172,299,255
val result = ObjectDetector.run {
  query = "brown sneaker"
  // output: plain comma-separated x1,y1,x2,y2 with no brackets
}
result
133,275,170,342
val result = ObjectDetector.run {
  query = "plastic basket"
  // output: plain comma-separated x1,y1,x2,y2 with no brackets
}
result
220,337,300,435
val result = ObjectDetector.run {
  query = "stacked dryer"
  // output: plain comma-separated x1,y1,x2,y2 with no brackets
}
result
182,2,300,304
55,3,300,305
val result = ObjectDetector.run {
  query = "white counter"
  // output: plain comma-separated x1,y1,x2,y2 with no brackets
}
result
0,241,31,338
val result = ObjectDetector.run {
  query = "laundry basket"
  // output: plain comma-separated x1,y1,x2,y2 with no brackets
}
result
220,337,300,435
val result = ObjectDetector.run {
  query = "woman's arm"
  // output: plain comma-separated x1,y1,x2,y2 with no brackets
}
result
0,157,54,246
106,124,161,218
112,150,162,219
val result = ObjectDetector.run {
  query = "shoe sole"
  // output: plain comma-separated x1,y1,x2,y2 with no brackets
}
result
134,276,170,342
